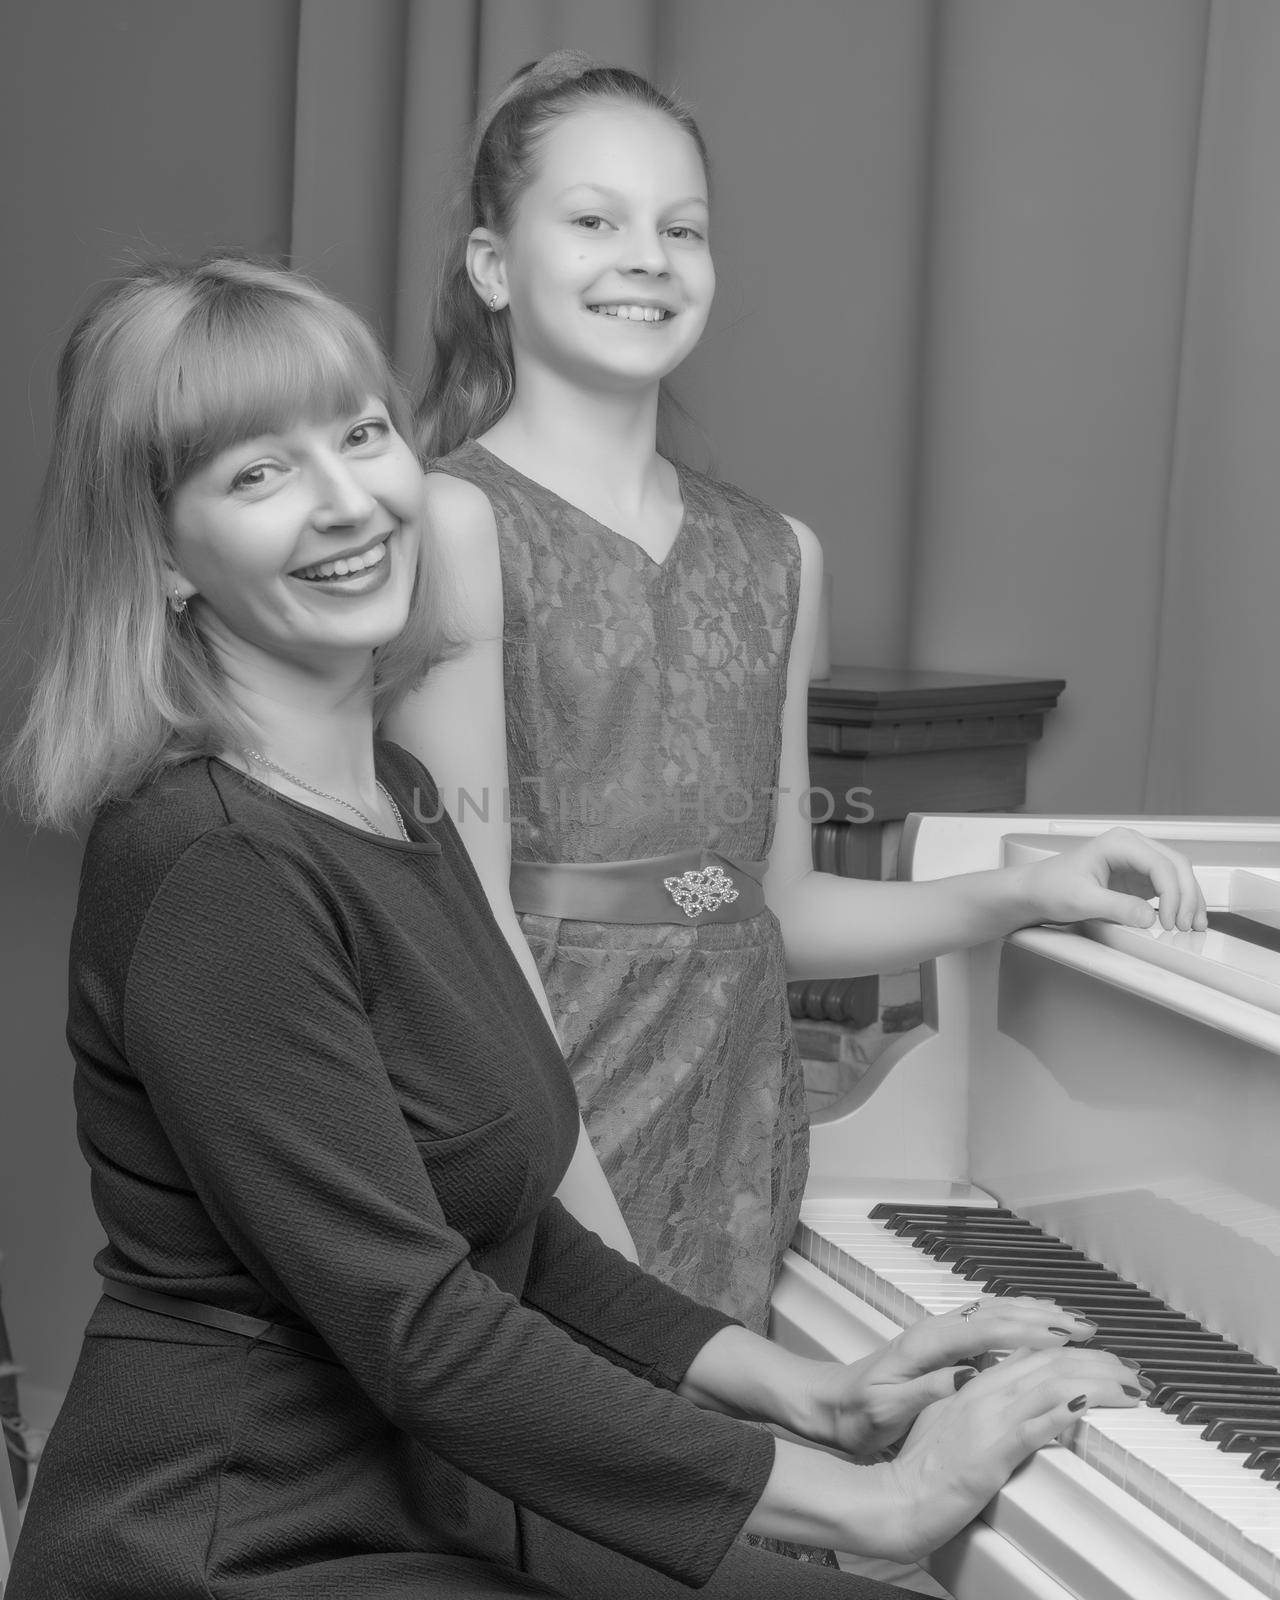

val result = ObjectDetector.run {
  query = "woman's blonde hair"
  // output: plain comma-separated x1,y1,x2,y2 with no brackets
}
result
5,253,452,830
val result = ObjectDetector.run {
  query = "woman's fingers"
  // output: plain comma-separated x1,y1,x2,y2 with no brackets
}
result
889,1296,1098,1376
829,1301,1116,1457
822,1297,1144,1461
885,1346,1142,1555
981,1348,1143,1460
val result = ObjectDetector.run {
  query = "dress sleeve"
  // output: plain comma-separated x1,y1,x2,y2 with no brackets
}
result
121,830,773,1586
523,1199,741,1389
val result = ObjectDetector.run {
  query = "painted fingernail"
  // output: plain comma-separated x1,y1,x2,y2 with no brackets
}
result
954,1366,977,1390
1122,1384,1143,1398
1048,1326,1075,1337
1118,1357,1142,1372
1068,1395,1088,1412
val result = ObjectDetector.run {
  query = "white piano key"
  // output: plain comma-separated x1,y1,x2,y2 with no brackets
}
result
795,1201,1280,1600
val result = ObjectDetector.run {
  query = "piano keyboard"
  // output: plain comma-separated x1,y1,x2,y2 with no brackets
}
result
795,1198,1280,1599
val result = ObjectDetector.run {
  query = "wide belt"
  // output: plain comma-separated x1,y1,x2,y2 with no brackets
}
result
100,1279,332,1361
510,849,768,926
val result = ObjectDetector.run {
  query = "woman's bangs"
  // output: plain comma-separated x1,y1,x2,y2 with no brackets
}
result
154,298,393,490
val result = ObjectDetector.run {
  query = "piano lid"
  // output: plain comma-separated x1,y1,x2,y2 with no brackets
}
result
982,823,1280,1372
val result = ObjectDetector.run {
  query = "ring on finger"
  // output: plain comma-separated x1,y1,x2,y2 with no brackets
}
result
959,1301,981,1321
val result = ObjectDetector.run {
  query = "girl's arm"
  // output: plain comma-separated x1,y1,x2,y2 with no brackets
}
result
385,475,637,1260
762,520,1206,979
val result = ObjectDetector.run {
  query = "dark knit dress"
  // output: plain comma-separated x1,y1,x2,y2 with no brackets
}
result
7,747,900,1600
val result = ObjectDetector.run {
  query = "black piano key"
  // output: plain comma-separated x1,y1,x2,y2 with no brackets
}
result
873,1212,1019,1236
953,1260,1107,1286
933,1236,1094,1253
916,1237,1069,1261
1091,1347,1255,1370
1102,1339,1244,1356
899,1216,1056,1235
894,1221,1043,1242
1161,1386,1280,1416
1073,1311,1208,1332
1243,1447,1280,1471
1209,1424,1280,1454
1263,1458,1280,1482
950,1252,1110,1276
1205,910,1280,955
1137,1363,1280,1391
922,1235,1091,1259
1084,1334,1242,1354
1182,1402,1280,1429
869,1204,1017,1220
1075,1314,1212,1333
956,1262,1142,1286
891,1214,1038,1231
954,1264,1113,1285
896,1218,1040,1240
979,1269,1136,1289
985,1280,1162,1307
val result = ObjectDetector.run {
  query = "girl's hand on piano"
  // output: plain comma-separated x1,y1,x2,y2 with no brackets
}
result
1016,827,1207,933
878,1343,1141,1561
809,1296,1099,1458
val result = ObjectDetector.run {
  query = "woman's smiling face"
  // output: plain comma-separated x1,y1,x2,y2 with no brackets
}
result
489,102,715,393
166,401,423,680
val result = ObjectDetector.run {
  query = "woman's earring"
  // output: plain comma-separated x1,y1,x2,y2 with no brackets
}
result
168,588,188,616
487,293,500,312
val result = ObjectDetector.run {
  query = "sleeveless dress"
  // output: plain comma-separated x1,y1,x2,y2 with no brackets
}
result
433,441,809,1335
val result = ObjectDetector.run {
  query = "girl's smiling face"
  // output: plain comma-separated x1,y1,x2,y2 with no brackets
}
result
479,102,715,393
166,401,423,681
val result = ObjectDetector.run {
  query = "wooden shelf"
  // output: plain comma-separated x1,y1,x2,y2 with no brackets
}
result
791,666,1065,1028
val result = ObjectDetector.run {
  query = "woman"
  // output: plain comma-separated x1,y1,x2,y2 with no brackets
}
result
4,255,1140,1600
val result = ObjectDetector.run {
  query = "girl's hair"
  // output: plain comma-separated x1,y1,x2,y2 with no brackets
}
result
418,52,710,459
5,253,452,831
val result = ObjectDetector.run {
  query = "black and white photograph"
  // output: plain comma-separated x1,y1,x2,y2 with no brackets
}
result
1,3,1277,1596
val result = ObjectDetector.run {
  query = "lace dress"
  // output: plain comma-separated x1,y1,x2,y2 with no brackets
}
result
433,441,809,1335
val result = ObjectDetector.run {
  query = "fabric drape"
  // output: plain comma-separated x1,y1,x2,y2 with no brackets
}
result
289,0,1277,817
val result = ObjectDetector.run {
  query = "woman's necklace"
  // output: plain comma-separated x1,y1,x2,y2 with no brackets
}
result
243,750,409,841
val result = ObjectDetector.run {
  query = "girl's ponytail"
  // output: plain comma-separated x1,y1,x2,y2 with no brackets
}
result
417,193,516,462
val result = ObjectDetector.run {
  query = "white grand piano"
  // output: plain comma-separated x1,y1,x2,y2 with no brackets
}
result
770,815,1280,1600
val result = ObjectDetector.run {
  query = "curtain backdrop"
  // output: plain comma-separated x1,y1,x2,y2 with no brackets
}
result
8,0,1280,1406
290,0,1279,817
290,0,663,375
1143,0,1280,813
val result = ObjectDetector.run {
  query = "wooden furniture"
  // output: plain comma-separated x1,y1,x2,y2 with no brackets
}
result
791,665,1065,1027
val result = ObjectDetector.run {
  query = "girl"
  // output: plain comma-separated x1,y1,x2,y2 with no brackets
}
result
3,253,1137,1600
393,54,1205,1332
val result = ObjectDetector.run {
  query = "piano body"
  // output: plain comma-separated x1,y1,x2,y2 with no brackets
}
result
770,814,1280,1600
